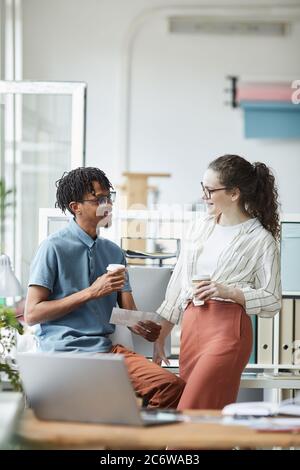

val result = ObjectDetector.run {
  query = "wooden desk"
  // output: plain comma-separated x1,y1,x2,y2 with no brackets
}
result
16,409,300,450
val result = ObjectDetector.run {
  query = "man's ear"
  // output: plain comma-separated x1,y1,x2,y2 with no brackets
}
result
69,201,81,216
231,187,240,202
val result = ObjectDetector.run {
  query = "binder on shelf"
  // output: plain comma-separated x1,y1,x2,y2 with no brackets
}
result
257,317,273,364
281,221,300,295
294,300,300,365
248,315,257,364
279,299,294,364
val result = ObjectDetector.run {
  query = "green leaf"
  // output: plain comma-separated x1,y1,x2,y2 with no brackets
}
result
0,306,24,334
0,305,23,391
0,363,23,391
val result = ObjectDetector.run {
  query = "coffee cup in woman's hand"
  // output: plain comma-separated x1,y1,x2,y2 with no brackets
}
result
192,274,211,306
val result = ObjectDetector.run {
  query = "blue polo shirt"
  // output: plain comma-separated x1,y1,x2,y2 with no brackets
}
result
28,218,131,353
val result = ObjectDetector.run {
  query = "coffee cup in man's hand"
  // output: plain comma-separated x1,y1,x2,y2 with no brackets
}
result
106,264,126,272
106,264,126,286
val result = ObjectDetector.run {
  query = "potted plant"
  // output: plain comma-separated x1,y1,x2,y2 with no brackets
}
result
0,178,14,253
0,305,24,391
0,176,23,391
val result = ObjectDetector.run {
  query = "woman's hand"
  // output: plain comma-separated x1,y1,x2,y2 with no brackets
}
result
194,281,230,302
152,318,174,366
153,340,170,366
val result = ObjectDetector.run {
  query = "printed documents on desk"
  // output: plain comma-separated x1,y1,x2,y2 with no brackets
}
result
110,307,161,327
222,416,300,433
252,417,300,433
222,399,300,417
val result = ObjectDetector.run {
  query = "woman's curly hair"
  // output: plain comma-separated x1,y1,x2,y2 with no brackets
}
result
208,155,280,240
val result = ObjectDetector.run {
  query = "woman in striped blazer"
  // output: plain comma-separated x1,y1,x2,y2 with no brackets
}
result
154,154,281,410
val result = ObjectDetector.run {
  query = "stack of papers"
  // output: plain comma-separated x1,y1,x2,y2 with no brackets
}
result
222,415,300,432
222,399,300,417
251,418,300,433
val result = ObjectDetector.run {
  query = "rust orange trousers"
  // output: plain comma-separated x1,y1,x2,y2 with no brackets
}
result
110,344,185,408
177,300,253,410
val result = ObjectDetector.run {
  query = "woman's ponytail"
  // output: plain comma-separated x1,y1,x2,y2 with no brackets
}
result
209,155,280,240
252,162,280,239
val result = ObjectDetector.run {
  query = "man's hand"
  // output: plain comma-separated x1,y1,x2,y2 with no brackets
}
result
130,320,161,342
194,280,230,301
88,269,126,300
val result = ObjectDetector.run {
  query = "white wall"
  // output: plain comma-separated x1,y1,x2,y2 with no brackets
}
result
22,0,300,212
130,15,300,212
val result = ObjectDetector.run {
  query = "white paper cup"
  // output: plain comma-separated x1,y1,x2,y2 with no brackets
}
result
106,263,126,272
192,274,211,306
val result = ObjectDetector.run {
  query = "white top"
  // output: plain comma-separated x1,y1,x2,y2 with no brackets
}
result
195,220,253,277
157,215,282,324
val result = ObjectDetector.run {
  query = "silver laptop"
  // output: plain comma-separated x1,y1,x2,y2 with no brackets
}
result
17,352,181,426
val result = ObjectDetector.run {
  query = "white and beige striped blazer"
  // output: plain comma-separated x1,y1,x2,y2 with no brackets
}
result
157,215,282,324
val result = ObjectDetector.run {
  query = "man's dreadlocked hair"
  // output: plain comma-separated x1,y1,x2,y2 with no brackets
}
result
55,167,113,215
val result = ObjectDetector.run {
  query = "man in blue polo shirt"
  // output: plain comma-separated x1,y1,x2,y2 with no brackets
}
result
25,167,184,408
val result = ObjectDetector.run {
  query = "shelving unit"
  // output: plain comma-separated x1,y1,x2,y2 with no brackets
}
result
237,295,300,401
246,298,299,374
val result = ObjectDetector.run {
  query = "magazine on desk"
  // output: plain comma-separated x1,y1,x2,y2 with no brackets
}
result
222,399,300,417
